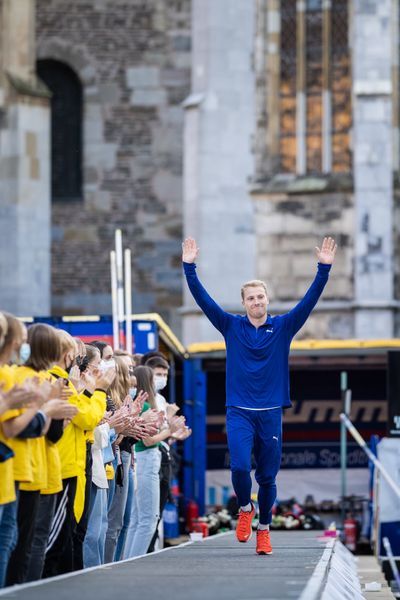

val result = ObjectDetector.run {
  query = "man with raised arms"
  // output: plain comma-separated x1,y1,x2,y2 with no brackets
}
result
182,236,337,555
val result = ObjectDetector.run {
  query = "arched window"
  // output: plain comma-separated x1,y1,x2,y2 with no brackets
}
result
279,0,351,175
37,60,83,201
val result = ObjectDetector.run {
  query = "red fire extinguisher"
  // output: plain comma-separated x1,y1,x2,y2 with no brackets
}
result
186,499,199,532
344,517,357,552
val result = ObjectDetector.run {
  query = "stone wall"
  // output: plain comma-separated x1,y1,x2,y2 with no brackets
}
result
36,0,191,330
181,0,256,346
251,0,400,341
352,0,394,339
0,0,51,317
393,189,400,336
253,189,354,339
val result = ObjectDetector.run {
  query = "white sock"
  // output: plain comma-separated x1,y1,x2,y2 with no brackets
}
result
258,524,269,531
240,503,252,512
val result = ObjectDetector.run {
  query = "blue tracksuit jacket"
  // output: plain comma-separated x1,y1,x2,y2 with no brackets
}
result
183,261,331,409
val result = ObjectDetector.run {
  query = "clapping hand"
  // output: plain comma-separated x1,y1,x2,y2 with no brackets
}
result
166,403,180,420
121,416,148,439
172,426,192,441
94,367,116,392
130,390,147,418
169,415,186,434
106,406,130,433
68,365,84,392
0,383,36,413
42,398,78,420
47,378,67,401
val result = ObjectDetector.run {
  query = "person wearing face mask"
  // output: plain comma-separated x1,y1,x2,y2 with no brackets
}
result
123,366,184,559
72,343,100,570
104,353,135,563
0,313,26,587
0,315,72,587
144,356,175,553
11,324,78,584
112,353,139,561
4,322,77,587
83,348,120,568
43,330,115,578
0,314,41,587
90,340,114,362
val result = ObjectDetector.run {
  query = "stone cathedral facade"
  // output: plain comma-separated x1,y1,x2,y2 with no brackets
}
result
0,0,399,344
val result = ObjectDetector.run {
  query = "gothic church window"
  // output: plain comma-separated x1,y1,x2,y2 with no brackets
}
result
279,0,351,175
37,60,83,201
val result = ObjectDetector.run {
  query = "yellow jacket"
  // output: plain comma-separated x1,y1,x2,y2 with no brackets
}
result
12,367,62,494
0,366,18,504
48,365,107,520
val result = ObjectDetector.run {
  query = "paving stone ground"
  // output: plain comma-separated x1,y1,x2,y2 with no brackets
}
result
357,555,396,600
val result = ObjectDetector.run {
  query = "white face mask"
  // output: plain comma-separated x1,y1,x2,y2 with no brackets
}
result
99,358,116,372
129,387,137,399
154,375,167,392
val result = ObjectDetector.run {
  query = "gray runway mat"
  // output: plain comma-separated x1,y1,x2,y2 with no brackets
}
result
0,531,330,600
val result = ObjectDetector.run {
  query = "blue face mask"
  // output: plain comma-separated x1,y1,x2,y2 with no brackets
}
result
129,387,137,399
20,342,31,364
13,342,31,365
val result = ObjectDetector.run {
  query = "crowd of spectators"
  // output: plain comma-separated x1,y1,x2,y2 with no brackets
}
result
0,311,191,588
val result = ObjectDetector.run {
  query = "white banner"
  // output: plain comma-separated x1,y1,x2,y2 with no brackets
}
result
377,438,400,524
206,468,369,506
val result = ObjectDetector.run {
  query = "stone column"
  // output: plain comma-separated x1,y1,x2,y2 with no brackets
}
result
353,0,394,338
0,0,51,316
182,0,256,345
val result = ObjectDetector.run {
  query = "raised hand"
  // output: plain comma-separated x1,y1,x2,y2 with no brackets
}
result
182,237,199,264
315,237,337,265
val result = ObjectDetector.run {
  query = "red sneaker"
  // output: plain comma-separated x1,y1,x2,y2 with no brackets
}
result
256,529,273,555
236,504,255,543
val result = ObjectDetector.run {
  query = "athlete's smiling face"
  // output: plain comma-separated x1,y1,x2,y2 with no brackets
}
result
242,286,269,320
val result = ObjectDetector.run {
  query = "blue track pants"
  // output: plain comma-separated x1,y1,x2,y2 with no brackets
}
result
226,407,282,525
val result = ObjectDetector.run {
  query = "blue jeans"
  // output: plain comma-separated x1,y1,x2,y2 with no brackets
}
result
115,464,134,561
123,447,161,558
0,496,18,588
107,455,118,510
83,483,108,567
226,407,282,525
104,450,131,563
